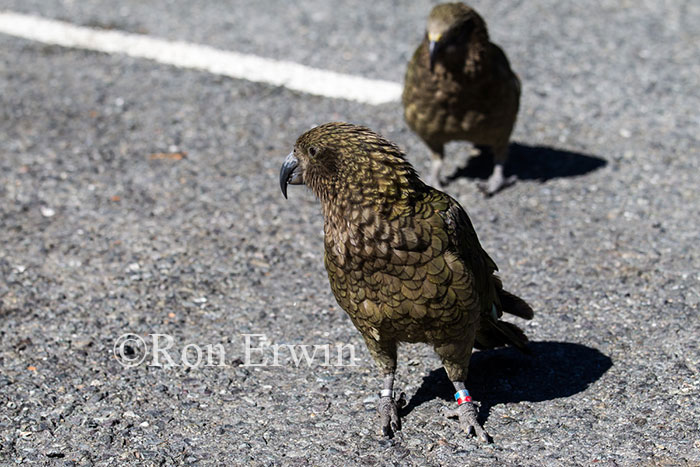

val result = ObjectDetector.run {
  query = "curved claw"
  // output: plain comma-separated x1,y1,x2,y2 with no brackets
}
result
378,396,401,437
441,403,491,443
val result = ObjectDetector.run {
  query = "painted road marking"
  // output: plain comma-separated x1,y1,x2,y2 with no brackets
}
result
0,11,403,105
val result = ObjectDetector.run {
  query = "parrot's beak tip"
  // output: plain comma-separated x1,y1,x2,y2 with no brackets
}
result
280,151,302,198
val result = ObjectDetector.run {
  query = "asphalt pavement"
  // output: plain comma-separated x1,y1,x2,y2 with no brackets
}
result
0,0,699,465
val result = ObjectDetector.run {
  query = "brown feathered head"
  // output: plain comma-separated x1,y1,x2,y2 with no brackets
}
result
425,3,489,71
280,122,420,208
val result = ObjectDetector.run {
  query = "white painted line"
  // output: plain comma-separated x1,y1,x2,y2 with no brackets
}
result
0,11,403,105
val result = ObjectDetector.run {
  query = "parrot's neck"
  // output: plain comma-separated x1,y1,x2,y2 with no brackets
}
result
320,171,418,222
322,195,396,263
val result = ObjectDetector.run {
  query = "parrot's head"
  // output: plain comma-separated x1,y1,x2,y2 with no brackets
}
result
425,3,487,72
280,122,417,204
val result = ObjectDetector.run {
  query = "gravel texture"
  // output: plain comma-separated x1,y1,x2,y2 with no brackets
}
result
0,0,699,465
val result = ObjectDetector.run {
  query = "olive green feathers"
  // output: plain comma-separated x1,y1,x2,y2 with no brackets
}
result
403,2,521,195
280,122,533,382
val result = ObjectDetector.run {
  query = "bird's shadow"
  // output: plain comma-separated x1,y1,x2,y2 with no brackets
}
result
399,341,612,423
446,143,607,183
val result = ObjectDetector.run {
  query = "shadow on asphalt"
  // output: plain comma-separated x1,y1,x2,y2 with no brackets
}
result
446,143,607,183
399,341,612,423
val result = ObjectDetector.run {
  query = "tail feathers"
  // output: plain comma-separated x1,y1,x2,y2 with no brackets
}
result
475,320,531,354
499,289,534,320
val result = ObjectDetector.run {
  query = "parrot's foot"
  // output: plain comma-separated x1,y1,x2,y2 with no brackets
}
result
378,393,405,437
441,402,491,443
478,164,516,197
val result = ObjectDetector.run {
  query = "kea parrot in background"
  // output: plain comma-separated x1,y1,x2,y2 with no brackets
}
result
280,122,534,442
403,2,521,196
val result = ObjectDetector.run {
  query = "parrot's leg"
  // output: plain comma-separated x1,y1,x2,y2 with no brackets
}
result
428,142,446,189
434,340,490,443
448,382,490,443
378,372,401,437
478,144,516,196
363,335,401,436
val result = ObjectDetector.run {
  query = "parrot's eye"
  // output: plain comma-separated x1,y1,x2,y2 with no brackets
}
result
308,146,318,158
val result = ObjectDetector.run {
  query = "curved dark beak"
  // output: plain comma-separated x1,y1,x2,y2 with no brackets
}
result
428,40,439,72
280,152,303,199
